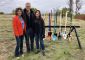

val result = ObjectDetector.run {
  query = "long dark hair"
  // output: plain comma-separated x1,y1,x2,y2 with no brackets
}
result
35,10,42,19
15,8,22,15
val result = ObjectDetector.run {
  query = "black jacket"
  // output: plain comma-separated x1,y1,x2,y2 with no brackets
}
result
22,9,35,29
34,18,45,36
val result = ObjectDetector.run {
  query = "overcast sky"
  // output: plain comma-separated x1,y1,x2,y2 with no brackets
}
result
0,0,85,13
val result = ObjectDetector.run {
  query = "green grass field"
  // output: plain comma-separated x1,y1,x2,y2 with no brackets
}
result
0,15,85,60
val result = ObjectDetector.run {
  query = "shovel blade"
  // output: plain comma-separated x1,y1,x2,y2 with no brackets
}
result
52,35,57,41
63,34,67,39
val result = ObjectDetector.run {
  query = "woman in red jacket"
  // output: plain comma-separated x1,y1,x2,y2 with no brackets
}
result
13,8,26,57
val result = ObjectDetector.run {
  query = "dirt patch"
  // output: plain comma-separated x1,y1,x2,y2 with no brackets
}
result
75,14,85,20
0,40,15,60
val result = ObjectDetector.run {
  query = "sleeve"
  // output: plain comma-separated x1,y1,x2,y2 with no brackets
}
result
13,17,19,36
42,19,45,36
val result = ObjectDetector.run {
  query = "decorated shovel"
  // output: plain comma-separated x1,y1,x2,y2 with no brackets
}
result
58,11,62,40
62,11,68,39
52,10,57,41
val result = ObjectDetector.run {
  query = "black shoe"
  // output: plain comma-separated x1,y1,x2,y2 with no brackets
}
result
41,50,45,56
27,50,31,53
31,49,34,52
15,54,20,57
20,52,23,56
31,47,34,52
35,49,40,54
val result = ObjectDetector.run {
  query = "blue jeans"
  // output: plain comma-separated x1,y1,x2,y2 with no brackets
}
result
25,28,34,52
15,35,24,57
35,33,45,50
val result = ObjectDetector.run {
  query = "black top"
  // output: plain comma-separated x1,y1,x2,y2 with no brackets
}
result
34,18,45,36
22,9,35,29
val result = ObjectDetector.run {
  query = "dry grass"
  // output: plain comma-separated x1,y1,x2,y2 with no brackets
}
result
0,15,85,60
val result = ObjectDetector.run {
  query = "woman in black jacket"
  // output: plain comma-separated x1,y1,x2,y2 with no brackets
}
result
34,10,45,56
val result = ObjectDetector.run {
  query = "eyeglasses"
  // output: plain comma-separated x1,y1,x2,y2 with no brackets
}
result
26,6,30,7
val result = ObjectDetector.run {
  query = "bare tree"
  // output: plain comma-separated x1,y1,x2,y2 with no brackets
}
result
68,0,73,25
68,0,82,14
76,0,82,14
68,0,73,12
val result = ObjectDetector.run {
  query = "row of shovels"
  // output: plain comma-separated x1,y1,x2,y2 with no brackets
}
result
47,10,69,41
58,11,69,40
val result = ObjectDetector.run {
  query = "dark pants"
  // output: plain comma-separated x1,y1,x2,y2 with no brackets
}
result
35,33,45,50
15,35,24,57
25,28,34,52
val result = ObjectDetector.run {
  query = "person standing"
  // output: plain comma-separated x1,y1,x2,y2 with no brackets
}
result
13,8,26,58
22,3,35,52
34,10,45,56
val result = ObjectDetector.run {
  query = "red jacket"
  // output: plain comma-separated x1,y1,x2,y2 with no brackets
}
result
13,16,26,36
